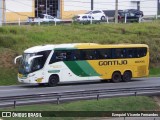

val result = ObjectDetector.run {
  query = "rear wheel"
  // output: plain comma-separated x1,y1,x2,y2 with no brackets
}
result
122,71,132,82
101,16,106,21
48,75,59,87
112,72,122,83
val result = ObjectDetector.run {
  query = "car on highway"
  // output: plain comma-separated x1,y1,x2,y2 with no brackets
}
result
73,14,100,24
85,10,107,21
28,14,61,23
117,11,141,23
124,9,144,17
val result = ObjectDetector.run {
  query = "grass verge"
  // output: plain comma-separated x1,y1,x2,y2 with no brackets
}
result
0,96,159,120
149,68,160,77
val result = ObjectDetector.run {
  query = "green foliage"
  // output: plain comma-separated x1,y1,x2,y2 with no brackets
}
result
0,68,18,85
1,96,158,111
150,68,160,77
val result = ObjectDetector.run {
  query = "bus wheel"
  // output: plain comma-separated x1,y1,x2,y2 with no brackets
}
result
48,75,59,87
112,72,122,83
122,71,132,82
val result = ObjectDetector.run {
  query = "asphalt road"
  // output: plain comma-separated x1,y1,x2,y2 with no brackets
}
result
0,77,160,98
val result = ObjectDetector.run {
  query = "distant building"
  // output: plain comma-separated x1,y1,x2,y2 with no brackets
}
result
0,0,159,22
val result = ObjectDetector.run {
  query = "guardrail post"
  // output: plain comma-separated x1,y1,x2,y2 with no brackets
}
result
135,92,137,97
18,18,21,26
106,16,109,24
0,21,2,27
55,20,57,26
38,21,40,26
14,101,16,108
57,97,60,104
155,14,158,20
139,15,142,23
125,14,127,23
90,13,93,24
97,94,99,101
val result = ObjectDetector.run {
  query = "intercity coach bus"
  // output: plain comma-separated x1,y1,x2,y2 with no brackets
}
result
14,43,149,86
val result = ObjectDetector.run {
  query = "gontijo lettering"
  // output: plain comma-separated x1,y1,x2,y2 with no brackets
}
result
99,60,128,66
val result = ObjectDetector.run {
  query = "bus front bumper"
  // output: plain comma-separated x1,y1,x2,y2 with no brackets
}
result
18,73,38,84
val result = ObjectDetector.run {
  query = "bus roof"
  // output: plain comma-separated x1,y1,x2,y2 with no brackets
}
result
24,43,148,53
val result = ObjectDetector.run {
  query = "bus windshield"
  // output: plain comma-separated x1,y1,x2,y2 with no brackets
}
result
19,50,51,74
19,53,36,74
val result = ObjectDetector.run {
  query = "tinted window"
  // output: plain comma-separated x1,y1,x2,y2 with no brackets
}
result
97,49,112,59
88,16,94,19
32,50,51,72
49,47,147,64
49,50,73,64
129,12,135,16
81,50,97,60
82,16,87,18
136,48,147,58
114,49,126,58
73,50,81,60
126,47,147,58
92,11,101,14
126,48,136,58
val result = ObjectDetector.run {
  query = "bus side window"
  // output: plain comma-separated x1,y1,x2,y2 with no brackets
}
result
36,50,51,67
73,50,81,60
133,48,147,58
55,51,66,61
49,51,65,64
126,48,134,58
65,51,73,61
115,49,125,58
97,49,111,59
82,50,97,60
137,48,147,57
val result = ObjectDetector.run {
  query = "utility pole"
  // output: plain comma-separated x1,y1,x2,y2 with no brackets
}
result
115,0,118,23
91,0,93,10
3,0,6,25
46,0,47,14
0,0,2,26
158,0,160,15
37,0,38,17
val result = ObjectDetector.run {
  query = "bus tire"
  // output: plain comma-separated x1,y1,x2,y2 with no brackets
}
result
122,71,132,82
48,75,59,87
112,72,122,83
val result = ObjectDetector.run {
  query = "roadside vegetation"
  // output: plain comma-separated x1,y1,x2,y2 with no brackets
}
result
0,96,159,120
0,21,160,85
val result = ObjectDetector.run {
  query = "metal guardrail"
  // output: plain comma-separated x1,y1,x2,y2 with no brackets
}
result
0,86,160,108
0,16,157,26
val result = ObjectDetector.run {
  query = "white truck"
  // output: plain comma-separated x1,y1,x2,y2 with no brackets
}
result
28,14,61,23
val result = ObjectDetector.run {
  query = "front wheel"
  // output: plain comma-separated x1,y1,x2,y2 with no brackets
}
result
101,16,106,21
48,75,59,87
112,72,122,83
122,71,132,82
